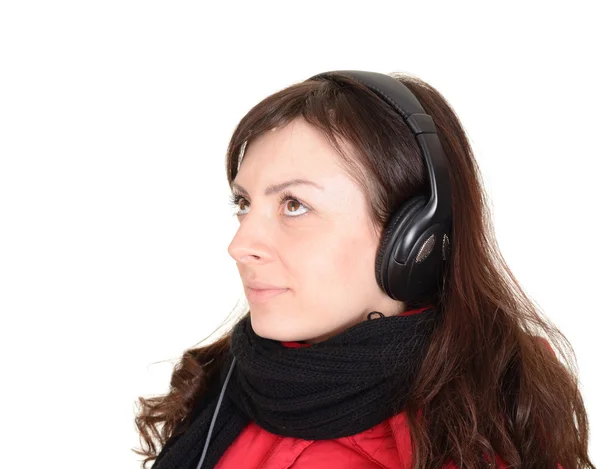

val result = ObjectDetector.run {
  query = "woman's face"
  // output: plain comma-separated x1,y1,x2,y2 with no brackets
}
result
228,117,405,344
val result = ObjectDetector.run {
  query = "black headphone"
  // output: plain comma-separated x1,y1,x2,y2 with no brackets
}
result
193,70,453,469
308,70,453,302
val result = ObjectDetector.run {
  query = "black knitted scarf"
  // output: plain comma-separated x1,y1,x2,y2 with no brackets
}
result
153,306,440,469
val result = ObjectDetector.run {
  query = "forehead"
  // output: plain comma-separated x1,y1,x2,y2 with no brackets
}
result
236,119,345,181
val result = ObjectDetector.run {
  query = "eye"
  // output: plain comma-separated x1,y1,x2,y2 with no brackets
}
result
278,190,310,217
228,193,249,215
228,190,310,218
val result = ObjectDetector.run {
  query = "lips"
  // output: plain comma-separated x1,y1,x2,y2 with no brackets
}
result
245,284,289,304
244,279,286,290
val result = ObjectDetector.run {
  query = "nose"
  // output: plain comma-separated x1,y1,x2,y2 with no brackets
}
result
227,216,274,265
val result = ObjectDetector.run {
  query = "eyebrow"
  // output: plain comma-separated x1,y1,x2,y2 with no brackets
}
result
230,178,324,197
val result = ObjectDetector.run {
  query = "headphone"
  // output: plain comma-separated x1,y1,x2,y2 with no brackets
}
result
310,70,453,301
194,70,453,469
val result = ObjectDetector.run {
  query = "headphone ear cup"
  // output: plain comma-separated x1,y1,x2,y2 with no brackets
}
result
375,196,427,295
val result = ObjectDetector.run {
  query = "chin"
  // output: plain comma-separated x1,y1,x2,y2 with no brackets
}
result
249,315,304,342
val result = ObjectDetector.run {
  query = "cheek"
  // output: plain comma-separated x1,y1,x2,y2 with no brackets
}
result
292,230,378,292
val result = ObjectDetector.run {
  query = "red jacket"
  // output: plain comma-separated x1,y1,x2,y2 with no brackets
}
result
213,408,508,468
213,306,510,469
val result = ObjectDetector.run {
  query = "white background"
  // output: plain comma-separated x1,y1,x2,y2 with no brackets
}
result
0,1,598,467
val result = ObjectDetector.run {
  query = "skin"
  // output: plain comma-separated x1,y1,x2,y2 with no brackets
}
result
227,117,406,344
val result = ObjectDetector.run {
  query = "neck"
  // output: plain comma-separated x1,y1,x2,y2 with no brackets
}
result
283,304,435,346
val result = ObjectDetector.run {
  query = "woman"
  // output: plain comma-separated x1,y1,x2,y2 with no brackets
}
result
133,70,595,469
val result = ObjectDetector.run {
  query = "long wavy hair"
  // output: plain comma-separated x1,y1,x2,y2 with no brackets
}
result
133,72,595,469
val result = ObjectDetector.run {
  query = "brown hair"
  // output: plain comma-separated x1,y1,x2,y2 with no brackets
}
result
133,72,595,469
